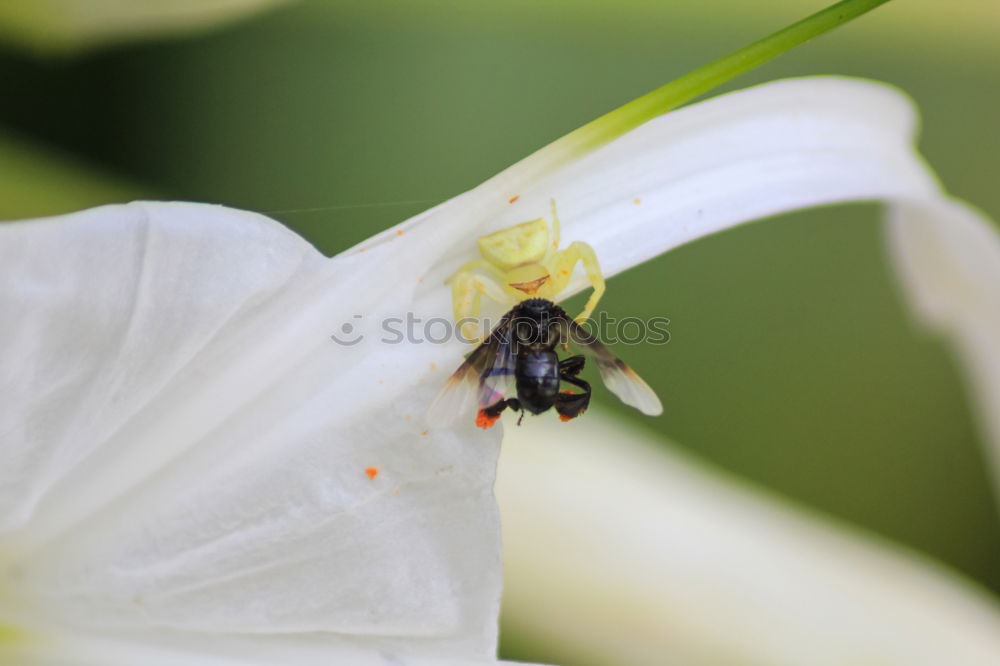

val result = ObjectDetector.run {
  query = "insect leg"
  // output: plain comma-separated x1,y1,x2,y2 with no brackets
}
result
556,374,591,421
476,397,521,429
558,354,586,378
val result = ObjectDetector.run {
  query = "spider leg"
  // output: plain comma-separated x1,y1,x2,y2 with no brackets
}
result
450,261,510,342
548,199,561,249
550,241,606,324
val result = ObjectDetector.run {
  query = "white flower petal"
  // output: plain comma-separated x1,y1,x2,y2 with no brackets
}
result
0,202,501,661
498,415,1000,666
5,626,540,666
0,202,323,533
421,77,937,294
886,198,1000,497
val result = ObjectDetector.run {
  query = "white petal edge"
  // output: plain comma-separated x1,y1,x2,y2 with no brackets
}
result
498,414,1000,666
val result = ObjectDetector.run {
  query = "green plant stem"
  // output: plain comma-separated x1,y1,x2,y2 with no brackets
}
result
477,0,893,207
566,0,894,154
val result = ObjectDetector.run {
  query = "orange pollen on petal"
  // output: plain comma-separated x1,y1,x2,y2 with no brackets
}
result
508,194,520,204
476,409,501,429
509,275,548,295
396,229,405,236
633,198,642,205
365,467,379,480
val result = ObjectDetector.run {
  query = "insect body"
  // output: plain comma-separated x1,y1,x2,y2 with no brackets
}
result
428,299,661,429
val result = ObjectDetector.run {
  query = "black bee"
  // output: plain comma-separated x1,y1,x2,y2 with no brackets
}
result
428,298,661,429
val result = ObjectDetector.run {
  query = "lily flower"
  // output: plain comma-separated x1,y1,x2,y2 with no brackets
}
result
2,72,999,665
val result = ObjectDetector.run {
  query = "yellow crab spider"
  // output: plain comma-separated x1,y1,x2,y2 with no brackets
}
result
448,200,606,341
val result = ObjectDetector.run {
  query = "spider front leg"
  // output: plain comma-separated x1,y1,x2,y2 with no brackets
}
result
550,241,606,324
449,260,510,342
548,199,561,249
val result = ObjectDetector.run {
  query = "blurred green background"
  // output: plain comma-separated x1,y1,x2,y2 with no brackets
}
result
1,0,998,662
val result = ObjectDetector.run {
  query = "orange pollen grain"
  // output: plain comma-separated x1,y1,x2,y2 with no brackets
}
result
559,408,586,422
633,198,642,205
396,229,405,236
508,195,520,204
476,409,501,429
365,467,379,480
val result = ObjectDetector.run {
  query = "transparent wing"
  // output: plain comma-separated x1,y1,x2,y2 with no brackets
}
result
426,311,515,427
558,316,663,416
426,342,496,427
477,335,516,409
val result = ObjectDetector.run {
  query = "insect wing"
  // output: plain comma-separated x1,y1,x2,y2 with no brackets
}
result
426,342,495,427
560,317,663,416
477,333,516,409
426,311,516,427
